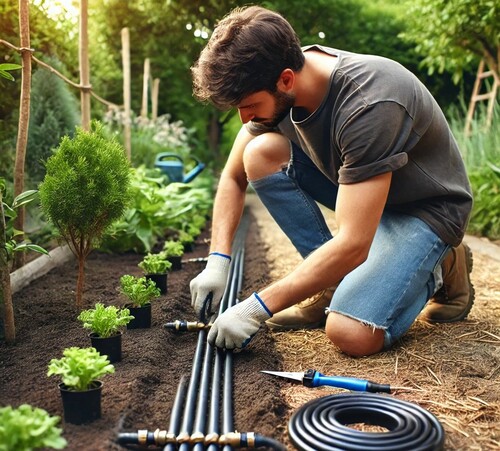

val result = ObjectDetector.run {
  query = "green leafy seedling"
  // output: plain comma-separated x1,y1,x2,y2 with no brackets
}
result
77,303,134,338
138,253,172,275
119,275,161,307
162,240,184,258
47,347,115,392
0,404,67,450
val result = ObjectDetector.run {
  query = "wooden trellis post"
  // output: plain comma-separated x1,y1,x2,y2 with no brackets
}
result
79,0,91,131
465,59,499,137
141,58,150,119
152,78,160,120
121,27,132,160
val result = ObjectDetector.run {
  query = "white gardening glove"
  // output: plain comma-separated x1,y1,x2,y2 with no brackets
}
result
208,292,272,349
190,252,231,320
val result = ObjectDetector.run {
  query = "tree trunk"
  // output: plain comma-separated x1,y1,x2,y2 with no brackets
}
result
79,0,91,130
0,190,15,343
12,0,32,271
76,254,85,310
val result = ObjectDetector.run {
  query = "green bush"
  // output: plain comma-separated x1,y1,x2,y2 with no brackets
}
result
0,404,67,451
39,121,131,307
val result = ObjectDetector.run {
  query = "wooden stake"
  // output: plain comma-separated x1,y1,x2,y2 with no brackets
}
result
121,27,131,160
141,58,150,119
79,0,91,131
152,78,160,120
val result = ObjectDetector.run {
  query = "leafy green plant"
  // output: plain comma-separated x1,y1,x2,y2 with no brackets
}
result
138,253,172,275
39,121,131,308
47,347,115,392
119,275,161,307
0,63,21,81
0,404,67,451
178,230,194,247
162,240,184,257
77,303,134,338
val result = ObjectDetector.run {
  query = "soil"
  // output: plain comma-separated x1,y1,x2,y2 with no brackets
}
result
1,193,499,451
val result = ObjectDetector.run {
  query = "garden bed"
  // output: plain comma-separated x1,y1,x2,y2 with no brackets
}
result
1,195,499,450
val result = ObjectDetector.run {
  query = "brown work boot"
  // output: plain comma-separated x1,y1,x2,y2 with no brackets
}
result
266,288,335,331
420,242,475,323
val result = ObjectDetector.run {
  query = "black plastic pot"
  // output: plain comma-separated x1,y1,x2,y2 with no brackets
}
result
59,381,102,425
168,255,182,271
146,273,167,295
89,332,122,363
127,304,152,329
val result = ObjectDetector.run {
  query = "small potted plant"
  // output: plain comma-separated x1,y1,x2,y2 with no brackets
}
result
162,240,184,271
0,404,67,450
120,275,161,329
138,252,172,294
77,303,134,363
178,230,194,252
47,347,115,425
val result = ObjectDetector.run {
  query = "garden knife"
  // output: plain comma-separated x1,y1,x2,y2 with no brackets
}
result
261,369,395,393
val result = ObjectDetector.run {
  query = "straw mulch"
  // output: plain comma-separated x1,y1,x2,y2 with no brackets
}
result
246,194,500,451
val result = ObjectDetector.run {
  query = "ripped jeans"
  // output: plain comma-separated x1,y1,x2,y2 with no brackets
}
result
249,143,450,348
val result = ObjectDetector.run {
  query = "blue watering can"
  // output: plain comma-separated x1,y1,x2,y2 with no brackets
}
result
154,152,205,183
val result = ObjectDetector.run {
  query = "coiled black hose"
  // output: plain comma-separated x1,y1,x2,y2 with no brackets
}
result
288,393,445,451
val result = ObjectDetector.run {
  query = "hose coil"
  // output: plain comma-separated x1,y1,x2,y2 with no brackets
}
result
288,393,444,451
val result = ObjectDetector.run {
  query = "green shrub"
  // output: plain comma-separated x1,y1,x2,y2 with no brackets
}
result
77,303,134,338
47,347,115,392
0,404,67,451
39,121,131,307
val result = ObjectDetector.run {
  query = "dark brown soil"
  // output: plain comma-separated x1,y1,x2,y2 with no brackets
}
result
0,209,290,450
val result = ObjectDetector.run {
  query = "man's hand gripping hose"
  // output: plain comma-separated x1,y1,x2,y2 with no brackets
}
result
208,292,272,349
190,252,231,319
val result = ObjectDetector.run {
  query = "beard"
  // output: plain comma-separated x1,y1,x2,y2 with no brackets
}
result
255,90,295,128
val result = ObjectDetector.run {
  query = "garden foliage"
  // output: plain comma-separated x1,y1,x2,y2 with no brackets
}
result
39,121,131,307
0,404,67,451
47,347,115,392
119,275,161,307
77,303,134,338
138,253,172,275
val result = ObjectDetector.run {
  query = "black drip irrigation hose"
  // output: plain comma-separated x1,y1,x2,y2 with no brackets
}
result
288,393,445,451
117,210,284,450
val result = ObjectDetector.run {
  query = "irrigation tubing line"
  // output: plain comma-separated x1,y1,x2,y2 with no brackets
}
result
163,376,188,451
288,393,445,451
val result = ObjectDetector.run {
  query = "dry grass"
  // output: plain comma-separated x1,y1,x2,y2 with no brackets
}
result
248,195,500,450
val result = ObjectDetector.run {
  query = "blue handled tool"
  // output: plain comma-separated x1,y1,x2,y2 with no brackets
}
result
261,369,407,393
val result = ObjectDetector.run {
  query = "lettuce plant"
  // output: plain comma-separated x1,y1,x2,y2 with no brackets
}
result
119,275,161,307
77,303,134,338
162,240,184,257
0,404,67,450
138,253,172,275
47,347,115,391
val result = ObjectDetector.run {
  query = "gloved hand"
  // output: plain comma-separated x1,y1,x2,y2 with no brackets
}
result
190,252,231,319
208,292,272,349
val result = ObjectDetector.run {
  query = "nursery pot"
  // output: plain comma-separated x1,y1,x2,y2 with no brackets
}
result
89,332,122,363
168,255,182,271
146,273,168,295
59,381,102,425
127,304,152,329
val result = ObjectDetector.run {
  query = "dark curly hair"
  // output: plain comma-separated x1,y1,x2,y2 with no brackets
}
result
191,6,304,110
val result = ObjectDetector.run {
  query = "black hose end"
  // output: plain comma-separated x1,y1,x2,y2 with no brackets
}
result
254,434,286,451
117,432,139,445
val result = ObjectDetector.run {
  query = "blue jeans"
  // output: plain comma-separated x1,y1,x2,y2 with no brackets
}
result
249,143,450,348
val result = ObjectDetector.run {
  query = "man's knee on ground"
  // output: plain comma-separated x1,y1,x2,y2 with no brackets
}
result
243,133,290,180
325,312,385,357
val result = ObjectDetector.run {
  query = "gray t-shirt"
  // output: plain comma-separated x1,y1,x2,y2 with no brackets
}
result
247,45,472,246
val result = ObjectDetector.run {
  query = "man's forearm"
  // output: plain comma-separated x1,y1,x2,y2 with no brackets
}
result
209,175,247,255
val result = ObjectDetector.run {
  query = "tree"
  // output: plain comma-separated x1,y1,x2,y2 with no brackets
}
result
39,122,131,309
400,0,499,84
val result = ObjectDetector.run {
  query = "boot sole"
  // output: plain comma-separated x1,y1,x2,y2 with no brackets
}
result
429,242,475,324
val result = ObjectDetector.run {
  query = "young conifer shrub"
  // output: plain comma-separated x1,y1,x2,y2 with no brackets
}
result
39,121,131,308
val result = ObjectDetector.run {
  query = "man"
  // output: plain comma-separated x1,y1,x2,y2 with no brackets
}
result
189,6,474,356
